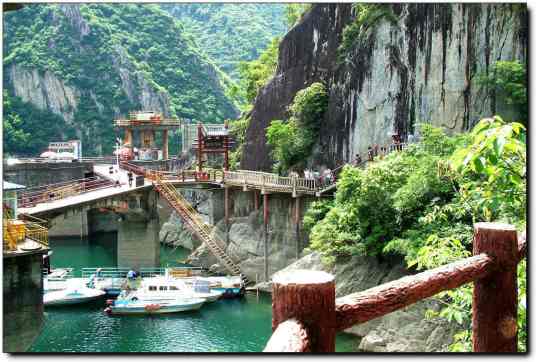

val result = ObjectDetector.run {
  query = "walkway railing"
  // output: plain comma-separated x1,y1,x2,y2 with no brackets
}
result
264,223,526,352
17,176,116,208
3,218,49,251
80,266,203,279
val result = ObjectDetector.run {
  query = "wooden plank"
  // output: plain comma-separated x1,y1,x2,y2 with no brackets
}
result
271,270,336,352
472,223,518,352
335,253,495,331
264,319,311,352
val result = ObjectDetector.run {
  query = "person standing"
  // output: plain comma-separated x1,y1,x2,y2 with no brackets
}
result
128,171,133,187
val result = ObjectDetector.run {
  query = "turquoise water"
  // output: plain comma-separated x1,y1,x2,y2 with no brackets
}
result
30,233,359,352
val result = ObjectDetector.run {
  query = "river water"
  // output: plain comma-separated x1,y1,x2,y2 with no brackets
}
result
30,233,359,352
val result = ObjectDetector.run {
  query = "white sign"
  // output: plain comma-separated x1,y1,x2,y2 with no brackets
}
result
49,140,82,159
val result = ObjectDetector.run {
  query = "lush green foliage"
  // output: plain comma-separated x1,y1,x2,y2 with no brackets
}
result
266,82,328,173
3,4,239,155
451,116,526,223
3,91,77,156
228,114,251,170
285,4,312,28
164,4,287,81
338,4,398,60
476,61,527,124
303,200,334,233
305,118,526,350
236,38,280,105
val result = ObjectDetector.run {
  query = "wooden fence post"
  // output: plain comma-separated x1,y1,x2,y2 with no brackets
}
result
472,222,518,352
271,270,336,352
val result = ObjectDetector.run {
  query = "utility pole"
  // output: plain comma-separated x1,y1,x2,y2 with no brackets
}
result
115,137,122,170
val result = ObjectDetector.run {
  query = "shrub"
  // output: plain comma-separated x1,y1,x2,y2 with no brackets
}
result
265,82,328,173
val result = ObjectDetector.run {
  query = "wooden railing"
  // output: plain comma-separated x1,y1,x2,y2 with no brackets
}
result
264,223,526,353
224,170,318,195
115,119,182,127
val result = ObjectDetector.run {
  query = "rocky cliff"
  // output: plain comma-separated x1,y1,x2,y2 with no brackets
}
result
241,3,527,171
159,188,314,281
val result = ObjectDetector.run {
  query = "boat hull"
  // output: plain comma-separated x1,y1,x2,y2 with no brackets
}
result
44,288,105,306
213,287,245,299
107,299,204,315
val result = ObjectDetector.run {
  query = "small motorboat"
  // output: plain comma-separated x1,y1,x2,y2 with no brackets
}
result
46,268,73,281
117,276,223,304
200,276,246,299
43,267,76,293
44,286,106,306
104,297,205,315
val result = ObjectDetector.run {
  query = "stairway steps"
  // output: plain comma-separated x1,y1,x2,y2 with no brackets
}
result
154,175,246,279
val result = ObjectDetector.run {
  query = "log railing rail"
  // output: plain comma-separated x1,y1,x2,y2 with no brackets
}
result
264,223,526,353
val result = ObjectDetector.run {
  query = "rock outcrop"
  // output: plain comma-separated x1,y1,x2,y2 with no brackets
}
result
273,252,458,352
241,3,527,171
7,64,80,124
160,188,314,281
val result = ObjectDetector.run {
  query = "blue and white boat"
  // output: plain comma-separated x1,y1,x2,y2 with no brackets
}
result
104,297,205,315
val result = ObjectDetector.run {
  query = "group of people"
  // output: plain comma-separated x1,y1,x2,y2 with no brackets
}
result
289,168,335,187
108,166,135,187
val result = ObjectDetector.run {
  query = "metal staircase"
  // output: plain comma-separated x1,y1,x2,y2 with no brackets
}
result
152,174,249,285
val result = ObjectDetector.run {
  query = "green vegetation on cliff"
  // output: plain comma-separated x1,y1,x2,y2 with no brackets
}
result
305,117,526,351
266,82,328,174
3,91,76,157
163,3,287,81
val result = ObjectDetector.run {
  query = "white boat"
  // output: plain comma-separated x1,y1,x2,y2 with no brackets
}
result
117,276,223,304
164,269,245,299
104,297,205,315
46,268,73,281
43,268,77,293
44,286,106,306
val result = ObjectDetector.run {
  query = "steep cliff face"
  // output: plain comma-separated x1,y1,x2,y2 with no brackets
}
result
241,3,527,171
7,64,80,124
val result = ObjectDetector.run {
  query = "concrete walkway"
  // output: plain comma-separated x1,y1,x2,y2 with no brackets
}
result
19,164,151,215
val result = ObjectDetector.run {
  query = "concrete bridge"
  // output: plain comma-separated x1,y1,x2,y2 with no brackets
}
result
16,162,337,278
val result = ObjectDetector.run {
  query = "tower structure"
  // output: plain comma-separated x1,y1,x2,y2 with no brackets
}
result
114,111,181,161
192,121,234,173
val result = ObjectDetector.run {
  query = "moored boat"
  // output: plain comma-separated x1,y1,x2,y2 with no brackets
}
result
104,297,205,315
44,286,106,306
116,276,223,303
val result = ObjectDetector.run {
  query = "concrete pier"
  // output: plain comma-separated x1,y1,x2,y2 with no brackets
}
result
117,190,160,268
3,250,47,352
48,207,89,238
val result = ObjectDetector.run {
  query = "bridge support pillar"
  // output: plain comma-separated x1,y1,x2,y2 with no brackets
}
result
263,193,269,282
124,128,133,148
253,190,259,211
224,186,231,242
162,129,169,160
48,207,89,238
117,191,160,268
295,197,300,260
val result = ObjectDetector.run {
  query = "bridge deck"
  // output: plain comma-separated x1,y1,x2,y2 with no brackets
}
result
18,165,152,215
